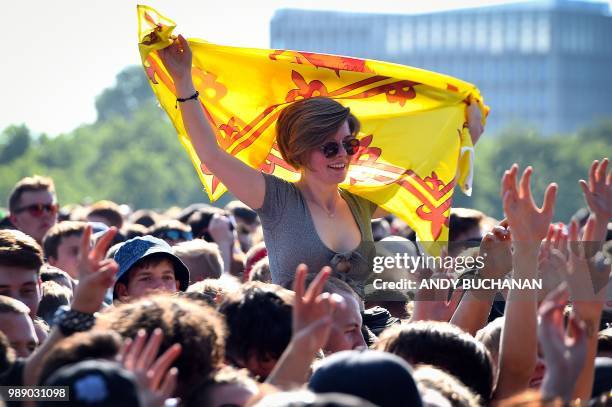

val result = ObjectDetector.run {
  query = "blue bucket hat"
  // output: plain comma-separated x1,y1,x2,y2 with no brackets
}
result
112,235,189,298
44,360,141,406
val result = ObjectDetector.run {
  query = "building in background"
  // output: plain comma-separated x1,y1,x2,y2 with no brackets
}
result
270,0,612,135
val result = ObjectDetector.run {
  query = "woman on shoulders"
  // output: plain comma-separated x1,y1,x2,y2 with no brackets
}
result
158,35,483,295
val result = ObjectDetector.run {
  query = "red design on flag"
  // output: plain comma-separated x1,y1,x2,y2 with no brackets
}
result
286,71,329,101
343,80,418,107
269,50,375,76
416,200,452,240
218,118,241,149
191,68,227,103
200,163,222,195
259,145,299,175
447,83,459,92
141,12,165,46
346,135,453,239
144,66,159,85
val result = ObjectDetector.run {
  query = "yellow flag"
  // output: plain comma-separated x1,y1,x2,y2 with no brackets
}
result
137,5,488,242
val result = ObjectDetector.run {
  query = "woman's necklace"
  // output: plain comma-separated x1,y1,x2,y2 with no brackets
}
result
310,197,337,218
301,187,339,218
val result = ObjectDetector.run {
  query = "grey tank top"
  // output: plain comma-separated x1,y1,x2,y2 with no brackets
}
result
255,173,377,297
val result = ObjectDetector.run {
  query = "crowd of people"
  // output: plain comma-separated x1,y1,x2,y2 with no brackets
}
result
0,34,610,407
0,159,610,406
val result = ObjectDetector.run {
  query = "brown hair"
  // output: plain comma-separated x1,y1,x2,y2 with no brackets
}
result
42,221,87,260
87,200,123,229
248,257,271,283
414,365,481,407
37,281,72,324
129,209,162,228
298,274,364,311
173,239,223,281
448,208,485,242
376,321,494,401
0,229,44,271
184,366,256,407
148,219,192,238
218,282,294,367
38,330,122,385
276,97,360,169
95,295,226,396
186,275,242,306
8,175,56,213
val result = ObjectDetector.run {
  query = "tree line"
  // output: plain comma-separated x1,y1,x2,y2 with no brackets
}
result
1,66,610,223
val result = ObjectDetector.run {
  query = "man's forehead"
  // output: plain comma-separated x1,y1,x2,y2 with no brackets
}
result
0,311,29,324
0,267,39,284
131,259,175,274
58,235,81,247
19,190,55,205
335,295,362,324
0,313,37,338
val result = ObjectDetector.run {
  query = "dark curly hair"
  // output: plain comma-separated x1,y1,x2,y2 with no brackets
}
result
376,321,494,401
95,294,226,396
218,282,293,369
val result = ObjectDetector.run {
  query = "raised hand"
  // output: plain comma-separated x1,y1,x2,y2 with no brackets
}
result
538,284,587,402
538,224,569,300
579,158,611,221
501,164,557,242
564,218,611,400
208,213,236,246
157,34,193,85
466,101,484,145
495,166,555,398
566,219,609,321
292,264,343,354
479,223,512,280
119,328,181,407
71,225,119,314
265,265,343,388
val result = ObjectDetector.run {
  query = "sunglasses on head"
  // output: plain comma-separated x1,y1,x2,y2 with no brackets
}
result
320,137,360,159
158,230,193,241
14,203,58,217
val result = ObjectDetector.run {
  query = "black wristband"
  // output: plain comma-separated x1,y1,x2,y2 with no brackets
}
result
175,90,199,108
53,306,96,337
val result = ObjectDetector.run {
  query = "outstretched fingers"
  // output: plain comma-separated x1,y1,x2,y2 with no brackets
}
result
501,164,518,197
79,225,92,263
293,264,308,303
124,329,147,371
90,227,117,261
304,266,331,304
149,344,182,390
137,328,164,371
595,158,608,184
158,367,179,399
518,166,533,201
540,183,557,216
589,159,598,190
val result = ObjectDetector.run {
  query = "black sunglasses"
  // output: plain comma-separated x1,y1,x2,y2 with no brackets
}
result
157,230,193,241
320,137,360,158
14,203,58,217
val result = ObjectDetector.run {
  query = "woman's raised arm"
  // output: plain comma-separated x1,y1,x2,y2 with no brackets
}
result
158,35,265,209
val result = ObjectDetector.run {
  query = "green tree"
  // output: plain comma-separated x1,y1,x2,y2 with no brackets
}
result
94,66,156,122
0,125,31,165
454,121,612,222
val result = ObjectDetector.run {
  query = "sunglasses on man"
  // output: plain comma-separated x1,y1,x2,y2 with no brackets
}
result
13,203,59,217
156,230,193,241
320,137,360,159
